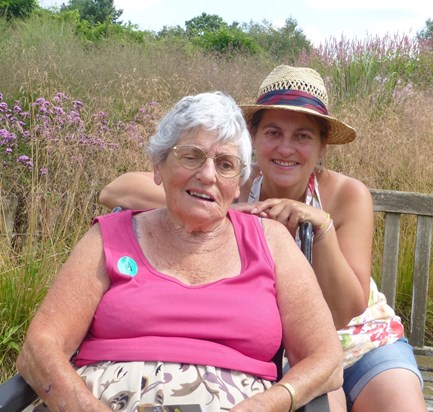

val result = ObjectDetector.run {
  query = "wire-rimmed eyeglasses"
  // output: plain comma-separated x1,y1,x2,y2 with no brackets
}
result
171,145,245,178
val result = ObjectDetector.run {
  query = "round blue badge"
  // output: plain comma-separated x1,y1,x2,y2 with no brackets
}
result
117,256,138,277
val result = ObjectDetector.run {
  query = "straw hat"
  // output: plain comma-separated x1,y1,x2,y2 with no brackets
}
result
240,65,356,144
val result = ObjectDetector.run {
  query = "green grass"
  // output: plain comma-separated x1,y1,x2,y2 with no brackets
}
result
0,257,55,380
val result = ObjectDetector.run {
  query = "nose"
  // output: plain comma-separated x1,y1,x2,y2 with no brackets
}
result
195,158,218,183
277,136,296,155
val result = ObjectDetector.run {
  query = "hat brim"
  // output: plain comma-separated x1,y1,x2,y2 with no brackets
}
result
240,104,356,145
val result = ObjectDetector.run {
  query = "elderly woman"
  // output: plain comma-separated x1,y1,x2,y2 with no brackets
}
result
17,91,342,412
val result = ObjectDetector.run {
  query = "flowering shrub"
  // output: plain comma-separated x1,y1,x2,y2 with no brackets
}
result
1,91,160,261
0,92,160,196
0,94,33,190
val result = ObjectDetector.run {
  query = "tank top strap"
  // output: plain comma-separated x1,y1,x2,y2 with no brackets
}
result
93,210,142,280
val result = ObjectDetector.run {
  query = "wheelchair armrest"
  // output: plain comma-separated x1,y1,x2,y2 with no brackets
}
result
297,393,329,411
0,373,38,412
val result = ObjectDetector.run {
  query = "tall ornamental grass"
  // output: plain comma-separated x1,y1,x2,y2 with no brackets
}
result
1,14,433,380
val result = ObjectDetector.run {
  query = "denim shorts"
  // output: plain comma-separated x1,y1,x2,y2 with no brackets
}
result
343,337,423,411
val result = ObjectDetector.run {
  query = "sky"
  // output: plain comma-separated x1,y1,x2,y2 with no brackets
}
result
38,0,432,46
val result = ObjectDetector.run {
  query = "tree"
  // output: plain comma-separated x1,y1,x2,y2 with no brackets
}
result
198,27,260,55
60,0,122,25
157,24,186,38
417,18,433,41
185,12,227,37
0,0,37,20
244,17,311,62
183,13,260,55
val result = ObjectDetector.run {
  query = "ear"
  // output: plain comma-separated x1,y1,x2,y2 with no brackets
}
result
234,185,241,200
153,164,163,186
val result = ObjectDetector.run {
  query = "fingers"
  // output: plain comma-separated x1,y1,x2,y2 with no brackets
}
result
238,199,311,231
264,200,304,227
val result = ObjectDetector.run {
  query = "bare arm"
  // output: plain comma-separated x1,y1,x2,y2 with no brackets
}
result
17,224,111,412
232,219,343,412
310,178,373,328
99,172,166,210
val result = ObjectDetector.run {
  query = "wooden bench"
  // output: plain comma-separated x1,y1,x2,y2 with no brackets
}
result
370,189,433,410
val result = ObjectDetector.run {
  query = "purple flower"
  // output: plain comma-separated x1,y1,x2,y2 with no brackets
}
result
0,129,16,145
53,106,66,116
0,102,8,111
67,110,82,126
17,155,31,162
39,167,48,175
13,102,22,113
33,98,51,113
73,100,84,110
34,98,50,107
16,155,33,171
53,92,68,103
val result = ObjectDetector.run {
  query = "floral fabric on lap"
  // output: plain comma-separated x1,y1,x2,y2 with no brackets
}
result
76,361,272,412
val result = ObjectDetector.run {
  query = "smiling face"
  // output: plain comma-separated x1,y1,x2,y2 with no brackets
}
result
251,109,326,197
153,128,241,231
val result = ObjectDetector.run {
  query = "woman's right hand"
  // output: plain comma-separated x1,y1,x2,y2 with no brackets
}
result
232,199,329,237
230,387,291,412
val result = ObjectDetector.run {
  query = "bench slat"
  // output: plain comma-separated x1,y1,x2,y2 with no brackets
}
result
381,213,401,308
410,215,433,347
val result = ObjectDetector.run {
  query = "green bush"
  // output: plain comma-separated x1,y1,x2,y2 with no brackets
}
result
196,27,261,55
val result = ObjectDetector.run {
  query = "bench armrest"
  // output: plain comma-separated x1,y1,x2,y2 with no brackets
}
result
0,373,38,412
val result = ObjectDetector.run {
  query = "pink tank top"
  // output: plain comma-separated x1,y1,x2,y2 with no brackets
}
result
73,209,282,380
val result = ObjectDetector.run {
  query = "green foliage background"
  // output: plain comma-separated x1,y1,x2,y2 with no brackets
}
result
0,3,433,381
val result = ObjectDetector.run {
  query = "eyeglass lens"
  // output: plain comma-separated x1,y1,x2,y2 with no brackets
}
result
173,145,243,177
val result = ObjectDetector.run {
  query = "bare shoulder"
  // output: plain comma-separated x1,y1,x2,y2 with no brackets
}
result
260,217,299,254
261,216,291,237
72,222,103,252
320,170,372,208
319,170,373,228
57,222,107,286
261,218,318,291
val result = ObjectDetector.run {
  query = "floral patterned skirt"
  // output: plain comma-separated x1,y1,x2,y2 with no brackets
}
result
73,361,272,411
